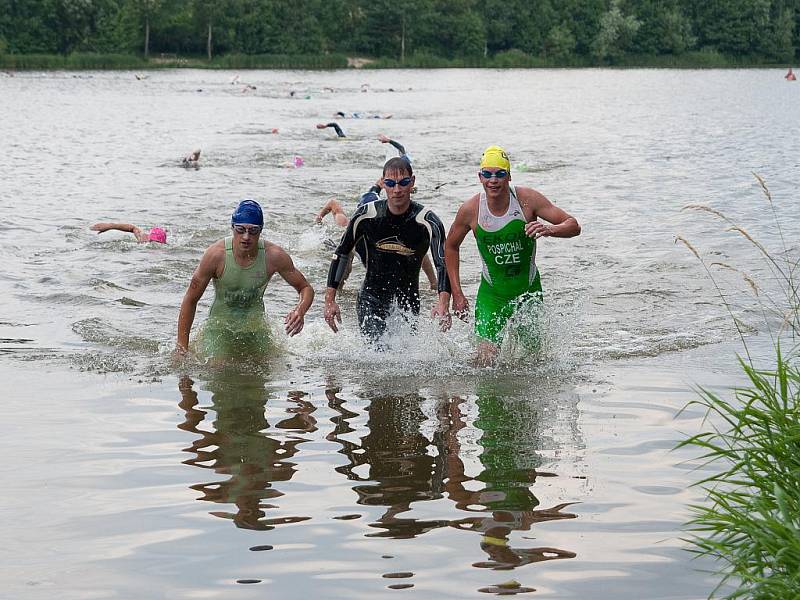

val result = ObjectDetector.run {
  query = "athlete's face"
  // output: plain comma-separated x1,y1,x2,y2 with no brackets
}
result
383,167,415,214
232,223,262,252
479,167,511,199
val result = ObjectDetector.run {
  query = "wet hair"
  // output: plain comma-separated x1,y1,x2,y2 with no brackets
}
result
382,156,412,177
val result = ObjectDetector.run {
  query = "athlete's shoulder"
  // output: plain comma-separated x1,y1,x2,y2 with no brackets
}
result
199,239,226,276
416,202,442,222
352,199,381,219
409,200,427,216
264,241,293,272
206,238,226,257
514,185,547,202
458,193,480,216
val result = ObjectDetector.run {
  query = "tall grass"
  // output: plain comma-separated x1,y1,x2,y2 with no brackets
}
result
676,175,800,598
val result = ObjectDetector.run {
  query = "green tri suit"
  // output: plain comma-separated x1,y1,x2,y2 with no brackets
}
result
474,186,542,344
200,236,273,358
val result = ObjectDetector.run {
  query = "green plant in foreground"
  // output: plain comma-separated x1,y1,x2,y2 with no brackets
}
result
677,351,800,598
676,175,800,598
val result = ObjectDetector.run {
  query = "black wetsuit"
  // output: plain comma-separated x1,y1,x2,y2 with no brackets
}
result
327,199,450,339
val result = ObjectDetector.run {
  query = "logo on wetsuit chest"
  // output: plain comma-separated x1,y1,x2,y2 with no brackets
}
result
375,236,416,256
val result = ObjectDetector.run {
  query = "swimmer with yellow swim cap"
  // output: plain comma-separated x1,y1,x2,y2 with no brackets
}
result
444,145,581,366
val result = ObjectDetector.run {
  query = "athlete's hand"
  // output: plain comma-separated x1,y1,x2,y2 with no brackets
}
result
284,308,305,336
324,301,342,333
452,293,470,322
525,220,554,239
172,344,188,366
431,303,452,332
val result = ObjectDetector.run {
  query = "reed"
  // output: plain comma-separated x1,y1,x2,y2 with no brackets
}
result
676,352,800,598
677,175,800,598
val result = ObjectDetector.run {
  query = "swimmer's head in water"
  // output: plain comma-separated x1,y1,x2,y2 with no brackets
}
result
148,227,167,244
480,145,510,171
231,199,263,227
383,156,412,177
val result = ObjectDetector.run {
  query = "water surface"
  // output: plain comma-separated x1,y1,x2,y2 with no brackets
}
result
3,67,797,599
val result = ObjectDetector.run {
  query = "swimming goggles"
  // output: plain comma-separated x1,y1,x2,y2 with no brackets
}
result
232,224,262,235
383,176,413,188
480,169,508,179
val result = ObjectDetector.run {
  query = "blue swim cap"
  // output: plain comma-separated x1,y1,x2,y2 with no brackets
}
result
231,199,263,226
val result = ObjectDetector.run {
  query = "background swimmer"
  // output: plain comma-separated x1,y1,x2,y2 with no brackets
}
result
316,122,346,138
91,222,167,244
182,149,201,168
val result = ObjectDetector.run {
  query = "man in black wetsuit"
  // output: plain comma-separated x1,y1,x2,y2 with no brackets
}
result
324,157,451,340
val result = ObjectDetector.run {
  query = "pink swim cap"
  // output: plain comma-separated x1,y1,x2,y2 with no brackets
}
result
293,155,304,168
148,227,167,244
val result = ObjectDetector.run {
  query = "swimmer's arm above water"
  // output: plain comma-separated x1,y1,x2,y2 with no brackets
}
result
378,134,406,156
316,122,346,138
315,198,349,227
91,222,149,243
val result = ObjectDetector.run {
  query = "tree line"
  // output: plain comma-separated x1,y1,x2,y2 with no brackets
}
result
0,0,798,64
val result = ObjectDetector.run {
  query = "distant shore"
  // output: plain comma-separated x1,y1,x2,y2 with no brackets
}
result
0,51,792,71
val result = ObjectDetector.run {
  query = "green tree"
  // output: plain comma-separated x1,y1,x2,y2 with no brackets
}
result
543,23,576,59
630,0,695,55
591,0,642,61
556,0,605,56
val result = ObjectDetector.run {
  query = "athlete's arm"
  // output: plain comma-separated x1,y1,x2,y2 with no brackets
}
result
378,134,406,157
445,199,476,320
90,222,147,242
324,206,365,332
316,198,349,227
518,188,581,239
426,210,452,331
425,211,451,295
176,244,221,354
270,245,314,337
317,122,346,138
327,205,363,288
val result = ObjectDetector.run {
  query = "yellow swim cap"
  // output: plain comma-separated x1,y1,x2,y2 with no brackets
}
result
480,145,510,171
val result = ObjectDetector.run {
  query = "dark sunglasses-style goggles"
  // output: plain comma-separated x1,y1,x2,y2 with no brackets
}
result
383,176,413,188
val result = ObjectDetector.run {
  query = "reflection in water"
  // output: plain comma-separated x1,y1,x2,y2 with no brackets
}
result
326,382,577,579
329,388,449,539
178,373,315,530
445,390,577,572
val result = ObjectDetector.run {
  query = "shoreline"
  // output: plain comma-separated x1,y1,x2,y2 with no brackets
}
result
0,51,793,71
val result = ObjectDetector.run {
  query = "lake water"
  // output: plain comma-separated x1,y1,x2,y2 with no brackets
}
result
2,68,798,599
